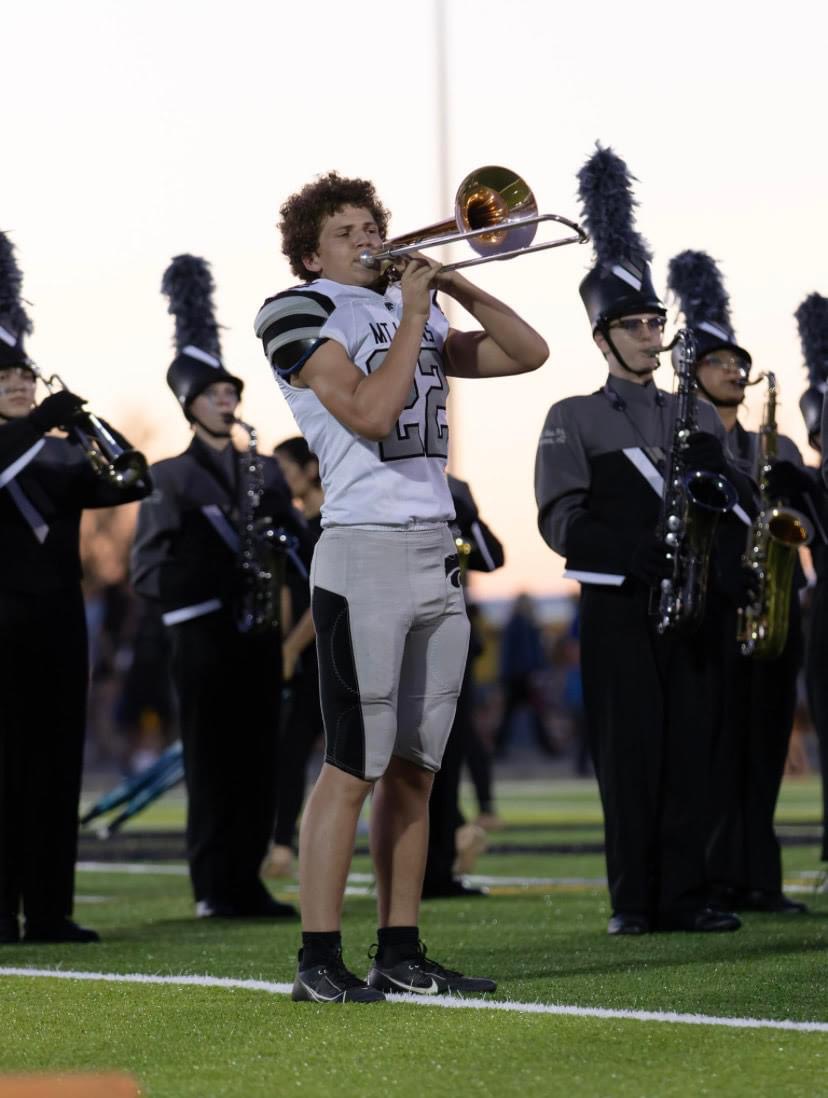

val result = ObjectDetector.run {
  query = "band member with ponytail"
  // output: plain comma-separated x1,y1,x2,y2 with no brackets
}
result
255,171,546,1002
535,147,746,936
131,255,307,920
668,252,810,914
798,293,828,871
0,233,150,944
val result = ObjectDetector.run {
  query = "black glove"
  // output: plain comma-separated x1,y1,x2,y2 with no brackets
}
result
629,532,672,585
684,431,726,474
28,389,87,432
765,460,812,502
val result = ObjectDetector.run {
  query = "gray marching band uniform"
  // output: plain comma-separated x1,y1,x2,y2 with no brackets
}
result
130,254,304,919
669,252,811,912
708,423,807,907
131,434,304,914
536,375,740,924
535,147,750,932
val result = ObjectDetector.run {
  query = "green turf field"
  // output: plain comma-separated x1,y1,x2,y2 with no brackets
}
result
2,776,826,1097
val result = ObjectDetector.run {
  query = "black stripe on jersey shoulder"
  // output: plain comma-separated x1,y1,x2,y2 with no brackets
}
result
272,337,329,379
260,312,330,345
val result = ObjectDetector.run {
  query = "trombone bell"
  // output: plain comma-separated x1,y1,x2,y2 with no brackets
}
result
361,165,587,273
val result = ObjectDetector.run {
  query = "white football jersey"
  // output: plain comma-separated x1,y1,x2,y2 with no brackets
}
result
254,278,455,527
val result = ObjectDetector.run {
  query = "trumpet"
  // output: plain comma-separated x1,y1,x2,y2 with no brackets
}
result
360,165,587,274
32,366,148,489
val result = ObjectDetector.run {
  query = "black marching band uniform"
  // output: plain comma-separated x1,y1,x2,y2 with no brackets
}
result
131,256,305,919
0,234,151,943
534,148,749,934
800,293,828,866
668,252,811,913
423,474,504,899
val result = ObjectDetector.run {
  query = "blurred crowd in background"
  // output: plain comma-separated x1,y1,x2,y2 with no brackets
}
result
80,501,817,789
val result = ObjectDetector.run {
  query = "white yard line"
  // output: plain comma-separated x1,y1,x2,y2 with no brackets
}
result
1,967,826,1034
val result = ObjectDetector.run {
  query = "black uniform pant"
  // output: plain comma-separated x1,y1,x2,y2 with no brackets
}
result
0,587,88,923
805,581,828,861
424,661,474,888
169,610,282,905
273,654,323,848
580,583,715,918
707,597,802,894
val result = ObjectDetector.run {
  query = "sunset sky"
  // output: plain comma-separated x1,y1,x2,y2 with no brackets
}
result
4,0,826,599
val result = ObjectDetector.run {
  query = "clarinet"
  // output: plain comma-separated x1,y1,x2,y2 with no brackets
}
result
653,329,736,634
228,416,293,635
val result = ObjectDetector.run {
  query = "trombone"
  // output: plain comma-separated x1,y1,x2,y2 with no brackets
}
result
32,365,148,489
360,165,588,274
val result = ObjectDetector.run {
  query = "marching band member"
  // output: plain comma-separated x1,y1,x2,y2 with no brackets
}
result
0,233,150,944
535,147,746,936
422,473,504,900
262,436,325,880
255,170,547,1002
131,255,306,921
668,252,810,914
798,293,828,871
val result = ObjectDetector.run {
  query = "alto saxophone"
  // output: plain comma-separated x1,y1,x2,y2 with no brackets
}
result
653,329,737,634
228,416,296,635
736,372,812,659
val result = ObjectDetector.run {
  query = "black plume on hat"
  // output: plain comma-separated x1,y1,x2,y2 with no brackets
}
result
667,250,751,366
161,254,243,413
0,232,33,368
795,292,828,441
577,144,665,330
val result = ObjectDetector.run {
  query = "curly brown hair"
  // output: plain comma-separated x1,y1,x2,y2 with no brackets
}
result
278,172,391,282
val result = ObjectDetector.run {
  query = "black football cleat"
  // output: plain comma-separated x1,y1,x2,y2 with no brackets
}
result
366,941,496,996
23,919,100,943
292,950,385,1003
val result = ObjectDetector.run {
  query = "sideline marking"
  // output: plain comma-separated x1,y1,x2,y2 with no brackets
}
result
1,968,826,1034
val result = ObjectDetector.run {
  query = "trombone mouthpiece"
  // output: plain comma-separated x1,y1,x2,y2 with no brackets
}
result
359,250,383,270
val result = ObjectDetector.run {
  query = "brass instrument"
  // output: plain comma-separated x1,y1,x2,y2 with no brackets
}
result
737,372,812,659
32,365,148,488
228,416,294,635
360,165,588,274
653,329,737,634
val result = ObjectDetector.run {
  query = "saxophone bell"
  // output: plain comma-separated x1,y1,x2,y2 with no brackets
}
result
737,372,813,659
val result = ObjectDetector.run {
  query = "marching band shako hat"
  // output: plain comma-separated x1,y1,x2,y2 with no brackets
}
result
666,250,752,368
161,254,243,416
795,292,828,445
0,232,33,369
576,144,666,331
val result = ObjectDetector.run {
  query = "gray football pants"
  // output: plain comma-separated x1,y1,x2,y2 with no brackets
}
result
310,524,470,781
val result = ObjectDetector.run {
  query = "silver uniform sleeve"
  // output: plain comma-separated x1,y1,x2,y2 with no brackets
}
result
534,402,591,555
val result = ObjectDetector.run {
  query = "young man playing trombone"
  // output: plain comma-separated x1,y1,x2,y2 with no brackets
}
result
254,170,548,1002
0,233,150,944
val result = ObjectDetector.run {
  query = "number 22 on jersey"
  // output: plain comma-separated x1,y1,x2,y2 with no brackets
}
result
365,347,449,462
